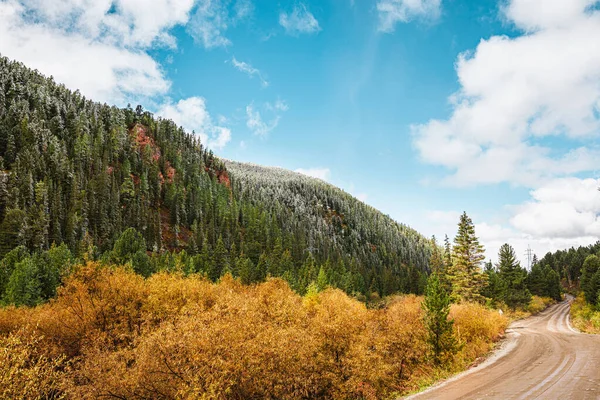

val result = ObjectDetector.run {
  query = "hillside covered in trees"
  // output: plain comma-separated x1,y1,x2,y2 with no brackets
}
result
0,55,433,306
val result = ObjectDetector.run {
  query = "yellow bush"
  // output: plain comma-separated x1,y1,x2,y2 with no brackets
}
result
526,296,555,314
0,331,66,399
570,294,600,334
0,265,511,399
451,302,508,365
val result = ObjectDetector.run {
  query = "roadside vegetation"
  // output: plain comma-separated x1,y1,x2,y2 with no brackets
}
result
0,58,566,398
0,263,507,400
570,252,600,334
0,211,560,399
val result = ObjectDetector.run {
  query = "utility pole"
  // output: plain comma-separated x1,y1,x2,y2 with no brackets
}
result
524,245,533,270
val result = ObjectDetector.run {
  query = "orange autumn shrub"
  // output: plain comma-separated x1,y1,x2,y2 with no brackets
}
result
0,330,66,399
451,302,508,364
0,265,509,399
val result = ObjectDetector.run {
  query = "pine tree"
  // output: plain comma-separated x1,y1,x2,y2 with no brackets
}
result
443,234,452,270
110,228,152,277
237,256,254,285
481,260,503,306
316,266,329,292
526,262,546,296
3,257,42,306
497,243,531,310
544,267,562,302
429,236,444,273
449,212,487,303
581,255,600,305
422,273,457,365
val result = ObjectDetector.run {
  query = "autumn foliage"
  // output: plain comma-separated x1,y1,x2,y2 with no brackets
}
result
0,263,507,399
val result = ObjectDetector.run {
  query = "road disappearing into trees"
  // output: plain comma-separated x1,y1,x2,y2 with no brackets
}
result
406,298,600,400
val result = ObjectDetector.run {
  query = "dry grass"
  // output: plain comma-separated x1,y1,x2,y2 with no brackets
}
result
570,294,600,334
0,263,509,399
497,296,557,322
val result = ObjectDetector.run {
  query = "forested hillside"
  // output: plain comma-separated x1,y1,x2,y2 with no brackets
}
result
0,55,432,305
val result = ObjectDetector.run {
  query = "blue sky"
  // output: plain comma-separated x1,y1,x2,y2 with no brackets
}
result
2,0,600,264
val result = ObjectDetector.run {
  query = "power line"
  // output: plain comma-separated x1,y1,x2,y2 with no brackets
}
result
524,245,533,270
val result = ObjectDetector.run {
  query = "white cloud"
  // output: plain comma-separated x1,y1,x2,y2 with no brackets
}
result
502,0,597,31
230,56,268,87
187,0,252,48
295,168,331,181
13,0,195,49
412,0,600,187
377,0,442,32
0,0,182,104
420,178,600,264
471,221,598,267
158,97,231,149
510,178,600,238
245,102,287,136
279,3,320,35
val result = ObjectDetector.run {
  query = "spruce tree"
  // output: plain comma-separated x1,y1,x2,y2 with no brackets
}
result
581,255,600,305
544,268,562,302
526,262,546,296
449,212,487,303
481,260,503,306
497,243,531,310
423,273,457,365
3,258,42,307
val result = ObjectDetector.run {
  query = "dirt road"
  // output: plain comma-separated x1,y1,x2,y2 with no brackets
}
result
405,299,600,399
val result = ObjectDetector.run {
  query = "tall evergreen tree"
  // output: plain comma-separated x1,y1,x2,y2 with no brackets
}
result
449,212,487,303
580,255,600,305
481,260,503,306
497,243,531,310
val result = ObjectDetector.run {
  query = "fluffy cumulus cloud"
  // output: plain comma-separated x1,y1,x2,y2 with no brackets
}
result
294,168,331,182
377,0,442,31
157,97,231,150
230,56,268,87
510,178,600,238
0,0,188,104
279,3,320,35
412,0,600,187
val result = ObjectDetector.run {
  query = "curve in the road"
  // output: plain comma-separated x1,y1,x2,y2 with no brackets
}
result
403,299,600,400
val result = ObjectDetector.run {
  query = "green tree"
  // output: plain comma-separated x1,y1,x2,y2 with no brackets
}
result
422,273,458,365
110,228,152,277
481,260,503,306
0,208,26,258
38,243,73,299
526,262,546,297
544,268,562,302
237,256,254,285
449,212,487,303
0,246,29,297
211,236,229,282
3,258,42,306
316,266,329,292
581,255,600,305
497,243,531,310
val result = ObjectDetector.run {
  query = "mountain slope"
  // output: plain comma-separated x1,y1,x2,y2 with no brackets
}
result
0,55,432,299
226,161,433,293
